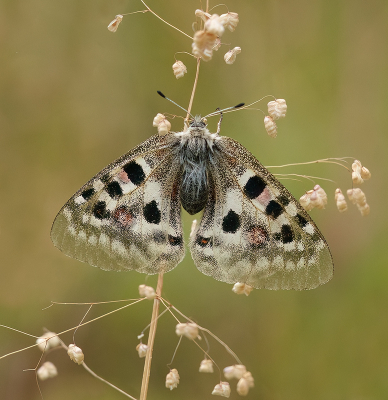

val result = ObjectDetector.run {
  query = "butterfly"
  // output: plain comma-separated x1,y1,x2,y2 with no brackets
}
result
51,110,333,290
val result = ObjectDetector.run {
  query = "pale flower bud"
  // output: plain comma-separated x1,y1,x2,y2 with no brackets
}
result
67,344,84,365
310,185,327,209
175,322,199,340
195,9,211,22
232,282,253,296
351,160,363,185
224,47,241,64
199,359,214,373
107,15,123,32
347,188,370,216
358,203,370,216
219,12,239,32
212,381,231,397
172,61,187,79
166,369,180,390
299,190,314,211
136,343,148,358
152,114,171,136
360,166,371,180
223,364,247,380
267,99,287,120
37,361,58,381
236,372,254,396
334,188,348,212
205,14,225,36
264,116,277,138
192,30,218,61
36,332,61,352
138,284,156,300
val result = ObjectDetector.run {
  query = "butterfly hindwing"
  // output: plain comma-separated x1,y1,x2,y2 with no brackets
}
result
190,136,333,290
51,134,185,274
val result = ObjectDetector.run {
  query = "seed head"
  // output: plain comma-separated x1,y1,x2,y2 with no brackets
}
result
195,9,211,22
152,114,171,136
138,284,157,300
107,15,123,33
300,185,327,211
236,372,255,396
175,322,199,340
223,364,247,380
67,344,84,365
136,343,148,358
232,282,253,296
219,12,239,32
204,14,225,36
199,359,214,373
212,381,231,397
166,368,180,390
224,47,241,64
36,332,61,352
347,188,370,216
334,188,348,212
172,60,187,79
264,116,277,138
192,30,218,61
361,166,371,180
37,362,58,381
267,99,287,120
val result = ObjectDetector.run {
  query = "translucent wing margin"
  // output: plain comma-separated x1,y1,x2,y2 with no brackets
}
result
51,134,185,274
190,137,333,290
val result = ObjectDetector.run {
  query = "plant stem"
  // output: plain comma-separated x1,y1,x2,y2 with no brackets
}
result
186,57,201,122
139,272,164,400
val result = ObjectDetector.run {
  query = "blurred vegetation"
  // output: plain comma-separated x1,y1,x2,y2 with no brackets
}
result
0,0,387,399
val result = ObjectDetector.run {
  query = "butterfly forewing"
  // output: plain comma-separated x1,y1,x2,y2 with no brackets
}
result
51,134,185,274
190,137,333,290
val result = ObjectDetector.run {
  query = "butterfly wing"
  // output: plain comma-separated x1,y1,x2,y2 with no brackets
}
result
190,137,333,290
51,134,185,274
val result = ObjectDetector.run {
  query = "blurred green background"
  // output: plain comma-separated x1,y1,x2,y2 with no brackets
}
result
1,0,387,399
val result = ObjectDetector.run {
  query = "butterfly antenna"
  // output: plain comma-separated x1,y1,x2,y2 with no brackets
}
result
157,91,194,119
204,102,245,118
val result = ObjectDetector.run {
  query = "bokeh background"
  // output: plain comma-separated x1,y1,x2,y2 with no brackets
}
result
1,0,387,399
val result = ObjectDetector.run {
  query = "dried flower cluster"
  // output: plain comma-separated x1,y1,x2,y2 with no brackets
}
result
67,344,84,365
199,359,214,373
232,282,253,296
223,364,254,396
264,99,287,138
347,188,370,216
212,381,231,397
172,60,187,79
136,343,148,358
152,114,171,136
299,160,370,216
138,284,156,299
36,331,61,352
37,361,58,381
300,185,328,211
175,322,199,340
166,368,180,390
224,47,241,64
192,10,239,63
107,15,123,33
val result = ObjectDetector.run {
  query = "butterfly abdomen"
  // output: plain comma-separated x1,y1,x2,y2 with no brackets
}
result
179,134,212,215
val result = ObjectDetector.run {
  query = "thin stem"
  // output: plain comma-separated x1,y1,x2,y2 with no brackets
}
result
139,273,164,400
186,57,201,122
140,0,193,39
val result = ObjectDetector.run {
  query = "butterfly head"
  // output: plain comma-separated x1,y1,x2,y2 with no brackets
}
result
189,115,207,129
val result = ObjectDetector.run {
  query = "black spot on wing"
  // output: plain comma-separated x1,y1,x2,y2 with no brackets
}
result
295,213,308,228
81,188,95,201
265,200,283,219
222,210,241,233
168,235,183,246
244,176,266,199
281,225,294,243
93,201,110,220
196,236,212,247
106,181,123,199
143,200,161,224
123,161,145,185
276,194,290,206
